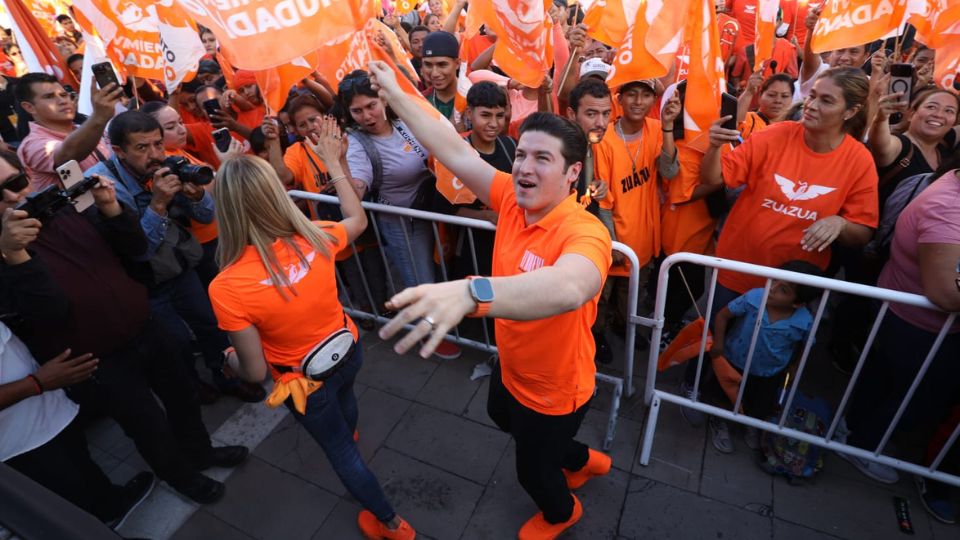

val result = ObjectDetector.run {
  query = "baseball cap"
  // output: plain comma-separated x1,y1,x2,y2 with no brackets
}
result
620,79,658,94
422,31,460,59
579,58,611,81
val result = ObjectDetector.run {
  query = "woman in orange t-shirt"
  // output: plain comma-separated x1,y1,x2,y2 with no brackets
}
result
737,73,795,141
208,122,415,540
702,67,879,304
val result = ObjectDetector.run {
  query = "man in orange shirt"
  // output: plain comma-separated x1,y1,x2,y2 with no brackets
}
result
370,60,612,539
594,79,680,338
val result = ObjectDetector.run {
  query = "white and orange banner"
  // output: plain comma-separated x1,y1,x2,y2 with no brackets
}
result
607,0,689,88
1,0,78,87
684,0,726,150
810,0,908,54
467,0,554,88
175,0,374,71
72,0,205,90
755,0,780,70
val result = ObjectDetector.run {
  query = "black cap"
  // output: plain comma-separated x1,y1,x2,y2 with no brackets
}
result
197,59,221,75
422,31,459,59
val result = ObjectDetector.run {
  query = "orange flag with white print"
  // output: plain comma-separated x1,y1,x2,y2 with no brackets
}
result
907,0,960,91
435,152,480,205
468,0,554,88
607,0,690,88
1,0,78,87
175,0,375,71
684,0,726,151
72,0,204,90
810,0,908,54
20,0,62,39
755,0,780,70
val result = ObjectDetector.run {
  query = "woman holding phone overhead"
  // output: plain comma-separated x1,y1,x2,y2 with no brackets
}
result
207,118,415,540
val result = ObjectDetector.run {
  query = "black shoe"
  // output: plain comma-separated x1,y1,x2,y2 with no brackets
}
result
106,472,155,529
594,333,613,365
198,380,220,405
194,445,249,470
171,473,224,504
217,379,266,403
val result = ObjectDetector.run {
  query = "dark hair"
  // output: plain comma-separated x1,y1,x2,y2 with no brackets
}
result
107,111,162,148
287,95,325,121
249,126,268,155
400,21,413,33
931,149,960,180
777,260,823,304
518,112,587,170
139,100,169,117
180,78,203,94
814,67,869,140
569,78,612,112
409,25,429,37
909,87,960,112
760,73,795,95
56,14,72,23
334,70,396,127
200,27,215,38
15,72,58,103
424,13,439,26
66,53,84,66
0,148,23,171
466,81,507,109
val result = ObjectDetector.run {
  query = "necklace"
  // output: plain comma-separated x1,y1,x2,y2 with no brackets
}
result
615,118,644,177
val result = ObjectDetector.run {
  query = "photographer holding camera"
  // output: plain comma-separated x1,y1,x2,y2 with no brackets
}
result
86,111,264,404
0,149,245,504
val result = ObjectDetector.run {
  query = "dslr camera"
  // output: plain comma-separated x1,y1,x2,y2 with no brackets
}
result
163,156,214,186
16,176,100,222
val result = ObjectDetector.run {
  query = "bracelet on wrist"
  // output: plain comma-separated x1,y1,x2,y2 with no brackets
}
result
26,374,44,395
328,175,347,185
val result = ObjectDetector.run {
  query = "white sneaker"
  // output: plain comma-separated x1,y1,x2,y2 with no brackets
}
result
679,381,706,427
709,418,734,454
835,451,899,484
744,426,760,450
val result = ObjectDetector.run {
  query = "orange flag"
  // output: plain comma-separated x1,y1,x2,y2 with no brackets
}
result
755,0,780,70
1,0,79,88
177,0,374,71
583,0,635,47
467,0,554,88
392,0,418,15
908,0,960,91
254,54,317,114
435,150,480,205
21,0,61,39
810,0,908,54
608,0,690,88
684,0,726,151
72,0,204,90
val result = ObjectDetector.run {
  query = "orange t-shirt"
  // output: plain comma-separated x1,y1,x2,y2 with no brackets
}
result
169,149,219,244
595,118,663,274
233,104,267,134
284,142,330,195
660,141,715,256
184,122,222,169
727,0,758,49
462,34,495,73
489,171,612,415
717,122,879,293
738,111,771,141
209,222,358,380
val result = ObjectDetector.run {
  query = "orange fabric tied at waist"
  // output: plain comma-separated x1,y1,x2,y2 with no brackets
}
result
266,371,323,414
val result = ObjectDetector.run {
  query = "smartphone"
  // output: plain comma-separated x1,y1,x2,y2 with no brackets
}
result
721,92,738,131
672,80,687,140
55,160,94,212
212,127,232,153
888,63,914,124
91,62,119,90
202,98,222,119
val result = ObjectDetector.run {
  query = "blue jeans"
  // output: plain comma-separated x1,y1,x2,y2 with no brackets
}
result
377,214,435,291
285,347,396,522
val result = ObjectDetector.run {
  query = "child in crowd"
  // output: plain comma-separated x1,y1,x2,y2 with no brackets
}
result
707,260,821,453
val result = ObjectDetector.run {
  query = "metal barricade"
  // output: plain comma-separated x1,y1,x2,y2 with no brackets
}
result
289,191,639,451
638,252,960,487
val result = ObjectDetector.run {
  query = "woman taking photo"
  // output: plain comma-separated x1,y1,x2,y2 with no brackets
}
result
737,73,796,141
338,69,460,358
208,118,415,540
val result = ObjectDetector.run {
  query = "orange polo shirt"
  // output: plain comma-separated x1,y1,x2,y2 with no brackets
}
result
489,171,612,415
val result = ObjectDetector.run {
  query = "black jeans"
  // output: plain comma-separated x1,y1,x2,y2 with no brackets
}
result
847,310,960,450
69,322,213,486
487,365,590,524
6,419,122,522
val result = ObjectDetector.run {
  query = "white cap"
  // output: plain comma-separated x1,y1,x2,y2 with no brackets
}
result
580,58,611,81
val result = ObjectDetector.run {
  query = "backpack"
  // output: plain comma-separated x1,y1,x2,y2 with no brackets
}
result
864,172,935,259
758,394,832,484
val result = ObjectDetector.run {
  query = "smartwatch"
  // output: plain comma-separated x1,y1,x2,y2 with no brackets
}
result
467,276,495,318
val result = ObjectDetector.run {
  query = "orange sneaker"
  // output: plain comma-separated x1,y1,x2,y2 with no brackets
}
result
357,510,416,540
562,449,612,490
433,340,461,360
518,494,583,540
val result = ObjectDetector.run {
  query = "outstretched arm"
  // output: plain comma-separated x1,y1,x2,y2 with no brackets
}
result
368,60,497,206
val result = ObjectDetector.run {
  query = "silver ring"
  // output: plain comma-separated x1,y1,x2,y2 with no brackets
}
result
423,315,437,328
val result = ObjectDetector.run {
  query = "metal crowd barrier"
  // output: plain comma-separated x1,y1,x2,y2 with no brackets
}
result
289,191,640,451
638,252,960,488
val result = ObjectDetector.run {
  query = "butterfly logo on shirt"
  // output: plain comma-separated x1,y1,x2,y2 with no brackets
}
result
774,174,837,201
260,251,316,286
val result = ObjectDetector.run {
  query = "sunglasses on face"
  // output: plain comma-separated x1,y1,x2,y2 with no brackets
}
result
0,172,28,193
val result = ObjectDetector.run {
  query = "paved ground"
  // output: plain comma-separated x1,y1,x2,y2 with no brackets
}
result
87,328,959,540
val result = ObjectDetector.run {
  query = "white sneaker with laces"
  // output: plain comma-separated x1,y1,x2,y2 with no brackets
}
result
679,380,706,427
835,451,899,484
709,418,734,454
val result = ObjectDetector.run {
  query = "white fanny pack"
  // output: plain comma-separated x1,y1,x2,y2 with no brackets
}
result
274,316,356,381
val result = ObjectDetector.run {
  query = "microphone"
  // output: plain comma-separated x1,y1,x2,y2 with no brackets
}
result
769,60,778,73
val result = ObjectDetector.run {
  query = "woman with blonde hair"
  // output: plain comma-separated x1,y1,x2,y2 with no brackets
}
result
208,117,415,540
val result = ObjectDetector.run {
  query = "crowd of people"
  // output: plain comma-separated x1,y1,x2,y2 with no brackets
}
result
0,0,959,538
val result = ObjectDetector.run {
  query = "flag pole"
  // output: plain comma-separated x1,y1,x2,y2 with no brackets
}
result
555,3,582,97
